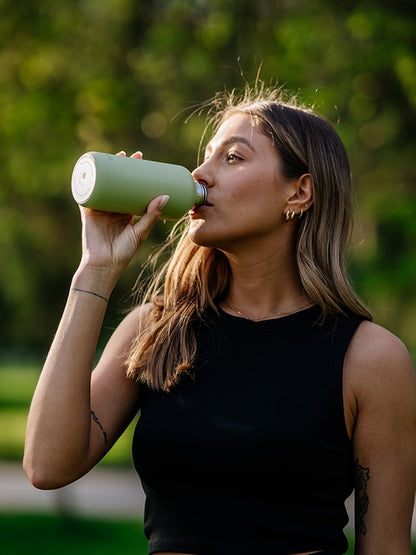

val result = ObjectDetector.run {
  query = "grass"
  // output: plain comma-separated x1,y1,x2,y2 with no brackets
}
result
0,513,148,555
0,363,40,408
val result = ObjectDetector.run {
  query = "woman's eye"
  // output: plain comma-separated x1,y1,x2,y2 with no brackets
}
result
226,152,241,162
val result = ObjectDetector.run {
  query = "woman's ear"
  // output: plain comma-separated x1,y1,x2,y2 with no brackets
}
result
283,174,314,218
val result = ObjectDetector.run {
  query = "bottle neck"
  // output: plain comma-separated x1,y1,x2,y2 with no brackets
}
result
194,181,207,207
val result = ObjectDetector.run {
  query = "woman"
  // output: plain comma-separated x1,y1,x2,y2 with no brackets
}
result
24,85,416,555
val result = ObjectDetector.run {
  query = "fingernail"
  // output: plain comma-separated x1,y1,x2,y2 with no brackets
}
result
159,195,170,209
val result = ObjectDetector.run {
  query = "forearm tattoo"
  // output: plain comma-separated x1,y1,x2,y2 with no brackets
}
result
90,410,108,444
354,458,370,535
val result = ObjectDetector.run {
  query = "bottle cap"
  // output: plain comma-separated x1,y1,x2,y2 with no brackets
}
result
71,153,96,204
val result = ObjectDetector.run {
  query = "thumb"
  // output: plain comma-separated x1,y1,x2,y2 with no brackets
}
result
157,195,170,211
146,194,170,219
131,195,170,245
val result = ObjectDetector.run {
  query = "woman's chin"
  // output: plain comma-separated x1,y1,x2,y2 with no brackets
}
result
188,221,218,248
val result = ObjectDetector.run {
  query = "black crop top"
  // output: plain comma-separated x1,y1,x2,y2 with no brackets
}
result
133,305,366,555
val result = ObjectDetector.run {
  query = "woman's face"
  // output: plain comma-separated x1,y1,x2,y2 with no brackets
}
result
189,112,294,251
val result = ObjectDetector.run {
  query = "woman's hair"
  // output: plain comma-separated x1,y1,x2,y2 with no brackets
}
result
126,82,372,391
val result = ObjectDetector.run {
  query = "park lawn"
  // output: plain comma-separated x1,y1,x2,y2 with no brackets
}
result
0,513,148,555
0,363,40,408
0,408,28,459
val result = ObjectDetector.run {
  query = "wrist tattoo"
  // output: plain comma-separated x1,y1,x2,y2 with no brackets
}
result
90,409,108,444
355,458,370,535
72,288,109,303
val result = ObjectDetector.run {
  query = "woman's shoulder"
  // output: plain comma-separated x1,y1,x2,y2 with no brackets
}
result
127,301,155,322
118,302,156,337
344,319,415,403
347,319,411,367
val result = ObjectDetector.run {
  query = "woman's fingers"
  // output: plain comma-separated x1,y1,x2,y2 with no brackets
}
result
130,151,143,159
115,150,143,159
130,195,169,249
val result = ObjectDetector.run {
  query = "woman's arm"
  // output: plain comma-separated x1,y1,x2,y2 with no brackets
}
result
24,162,168,489
344,321,416,554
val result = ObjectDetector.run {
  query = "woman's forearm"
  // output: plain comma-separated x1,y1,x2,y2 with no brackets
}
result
23,267,117,488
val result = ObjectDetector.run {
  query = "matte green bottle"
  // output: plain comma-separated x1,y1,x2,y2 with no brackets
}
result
71,151,207,220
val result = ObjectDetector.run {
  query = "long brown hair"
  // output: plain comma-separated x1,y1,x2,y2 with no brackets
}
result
126,83,372,391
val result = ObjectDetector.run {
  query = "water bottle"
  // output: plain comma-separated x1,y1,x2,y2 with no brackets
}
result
71,151,207,220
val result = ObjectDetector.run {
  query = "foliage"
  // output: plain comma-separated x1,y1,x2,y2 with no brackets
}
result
0,0,415,353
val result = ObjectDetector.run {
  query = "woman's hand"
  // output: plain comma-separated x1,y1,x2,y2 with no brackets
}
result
78,150,168,280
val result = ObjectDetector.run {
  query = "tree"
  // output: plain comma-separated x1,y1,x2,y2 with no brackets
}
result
0,0,415,355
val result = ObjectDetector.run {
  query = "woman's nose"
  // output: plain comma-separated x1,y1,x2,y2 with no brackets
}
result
192,160,212,187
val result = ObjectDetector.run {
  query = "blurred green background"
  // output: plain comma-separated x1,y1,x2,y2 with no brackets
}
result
0,0,415,552
1,0,415,358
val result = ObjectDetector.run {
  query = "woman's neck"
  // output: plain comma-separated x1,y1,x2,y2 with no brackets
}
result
221,245,311,321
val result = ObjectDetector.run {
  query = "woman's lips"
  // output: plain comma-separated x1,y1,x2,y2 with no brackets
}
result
189,201,212,216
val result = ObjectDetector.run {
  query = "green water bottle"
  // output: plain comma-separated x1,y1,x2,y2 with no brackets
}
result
71,151,207,220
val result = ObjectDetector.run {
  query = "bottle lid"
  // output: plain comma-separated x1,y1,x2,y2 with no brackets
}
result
71,153,96,204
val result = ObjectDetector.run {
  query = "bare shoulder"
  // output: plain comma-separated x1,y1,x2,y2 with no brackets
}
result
120,301,155,329
109,302,155,345
345,320,413,372
344,319,416,406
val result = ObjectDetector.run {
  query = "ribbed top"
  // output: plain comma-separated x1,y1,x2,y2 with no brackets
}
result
133,305,365,554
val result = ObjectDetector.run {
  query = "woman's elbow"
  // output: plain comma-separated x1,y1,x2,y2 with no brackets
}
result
23,455,75,490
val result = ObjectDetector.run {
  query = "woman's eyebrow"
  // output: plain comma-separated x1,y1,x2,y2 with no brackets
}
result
221,136,255,150
206,136,256,153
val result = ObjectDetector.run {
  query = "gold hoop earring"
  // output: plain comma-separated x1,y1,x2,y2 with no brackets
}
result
299,209,304,219
285,209,296,222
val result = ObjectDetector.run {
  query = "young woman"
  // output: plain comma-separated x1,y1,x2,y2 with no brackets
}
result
24,85,416,555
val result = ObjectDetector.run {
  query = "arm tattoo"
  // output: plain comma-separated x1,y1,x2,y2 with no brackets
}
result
354,458,370,535
90,410,108,444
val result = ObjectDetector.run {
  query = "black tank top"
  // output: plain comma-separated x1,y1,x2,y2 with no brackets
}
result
133,305,365,555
